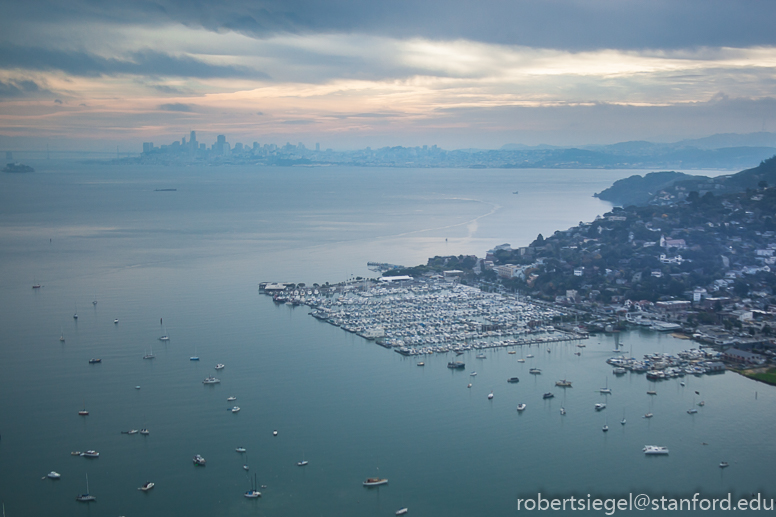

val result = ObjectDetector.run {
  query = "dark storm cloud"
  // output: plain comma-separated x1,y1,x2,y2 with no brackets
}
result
0,42,265,79
3,0,775,50
0,79,50,98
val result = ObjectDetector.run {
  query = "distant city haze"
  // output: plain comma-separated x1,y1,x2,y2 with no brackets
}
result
1,1,775,152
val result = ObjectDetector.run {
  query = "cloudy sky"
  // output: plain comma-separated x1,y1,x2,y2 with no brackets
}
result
1,0,776,151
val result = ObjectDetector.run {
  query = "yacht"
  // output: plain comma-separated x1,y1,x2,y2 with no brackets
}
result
227,396,237,401
78,409,89,416
594,403,606,411
643,412,654,418
231,406,241,413
719,462,729,468
543,392,554,399
138,482,154,491
526,354,534,358
202,376,221,384
643,445,669,455
517,403,527,411
517,358,525,363
507,377,520,383
47,471,61,479
476,353,486,359
507,351,516,355
555,379,572,387
193,454,206,466
529,368,541,374
487,391,494,400
215,364,225,370
416,362,424,366
139,429,149,435
396,509,409,515
81,450,99,458
647,390,657,395
114,319,119,324
447,361,465,369
273,430,278,436
88,358,101,364
127,429,139,434
560,407,566,415
363,478,388,487
236,447,246,453
602,424,609,432
687,408,698,414
470,371,477,376
297,460,309,466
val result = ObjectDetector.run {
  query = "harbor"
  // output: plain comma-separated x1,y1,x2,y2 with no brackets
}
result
261,279,589,355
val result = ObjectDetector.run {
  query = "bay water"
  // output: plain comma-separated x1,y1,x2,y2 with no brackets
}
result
0,163,772,516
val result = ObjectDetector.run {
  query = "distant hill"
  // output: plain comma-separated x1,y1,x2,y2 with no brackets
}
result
594,155,776,206
594,171,700,206
497,132,776,170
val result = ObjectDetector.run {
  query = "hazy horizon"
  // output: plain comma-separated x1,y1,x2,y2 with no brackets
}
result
1,1,776,151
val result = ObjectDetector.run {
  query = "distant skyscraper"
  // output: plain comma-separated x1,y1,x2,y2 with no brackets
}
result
142,142,154,153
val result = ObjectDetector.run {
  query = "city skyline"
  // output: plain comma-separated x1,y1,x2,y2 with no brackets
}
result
1,1,776,152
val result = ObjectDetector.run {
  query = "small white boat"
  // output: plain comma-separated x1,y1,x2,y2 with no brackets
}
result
297,460,309,466
517,358,525,363
47,471,61,479
227,396,237,401
231,406,241,413
467,383,472,388
643,445,669,455
621,419,626,425
81,450,99,458
526,354,534,358
396,509,409,515
560,407,566,415
273,430,278,436
517,403,526,411
602,425,609,432
140,429,149,435
687,408,698,414
135,385,141,389
202,376,221,384
215,364,225,370
487,391,494,400
126,429,138,435
470,371,477,376
416,362,424,366
236,447,246,453
114,319,119,324
719,462,729,468
363,478,388,487
138,481,154,491
594,403,606,411
643,412,654,418
193,454,206,465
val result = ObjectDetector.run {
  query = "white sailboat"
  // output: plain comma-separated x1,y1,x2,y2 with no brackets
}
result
599,377,611,394
76,473,96,502
159,326,169,341
59,327,65,342
143,343,155,360
190,343,199,361
244,473,261,498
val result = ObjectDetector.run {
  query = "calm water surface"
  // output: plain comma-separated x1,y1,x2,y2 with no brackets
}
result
0,163,771,516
